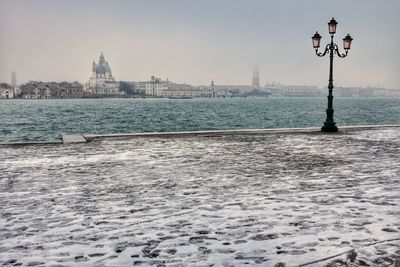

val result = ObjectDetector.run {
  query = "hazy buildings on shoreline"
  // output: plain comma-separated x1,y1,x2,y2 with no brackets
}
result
18,81,84,99
2,53,400,99
328,86,400,98
4,80,400,100
125,77,212,98
264,83,400,98
280,85,320,97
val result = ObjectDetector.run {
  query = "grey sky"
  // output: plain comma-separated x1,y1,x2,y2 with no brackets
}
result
1,0,399,88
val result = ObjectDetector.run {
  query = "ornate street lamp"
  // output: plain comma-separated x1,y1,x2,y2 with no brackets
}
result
312,18,353,132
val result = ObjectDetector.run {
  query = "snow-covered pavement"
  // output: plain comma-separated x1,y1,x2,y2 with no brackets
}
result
1,127,399,266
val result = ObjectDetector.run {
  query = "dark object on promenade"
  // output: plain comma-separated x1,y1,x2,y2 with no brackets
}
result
312,18,353,132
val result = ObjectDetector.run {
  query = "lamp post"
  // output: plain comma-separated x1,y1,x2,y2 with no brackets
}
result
312,18,353,132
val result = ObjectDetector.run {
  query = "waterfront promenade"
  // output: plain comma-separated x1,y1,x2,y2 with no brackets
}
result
0,126,399,266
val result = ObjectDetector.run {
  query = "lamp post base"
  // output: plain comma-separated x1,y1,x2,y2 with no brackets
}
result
321,122,338,132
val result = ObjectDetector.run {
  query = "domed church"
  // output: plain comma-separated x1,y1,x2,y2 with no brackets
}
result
88,52,120,95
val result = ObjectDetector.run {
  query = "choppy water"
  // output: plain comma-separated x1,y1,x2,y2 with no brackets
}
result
1,97,399,141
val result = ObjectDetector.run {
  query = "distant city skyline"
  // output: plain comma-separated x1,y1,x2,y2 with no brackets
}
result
1,0,399,89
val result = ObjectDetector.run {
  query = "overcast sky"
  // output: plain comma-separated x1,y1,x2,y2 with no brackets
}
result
1,0,399,88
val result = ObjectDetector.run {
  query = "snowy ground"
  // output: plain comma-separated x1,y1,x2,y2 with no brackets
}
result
0,127,399,266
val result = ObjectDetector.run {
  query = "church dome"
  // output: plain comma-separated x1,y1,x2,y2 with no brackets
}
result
105,62,112,74
91,52,114,79
96,64,106,74
99,53,106,64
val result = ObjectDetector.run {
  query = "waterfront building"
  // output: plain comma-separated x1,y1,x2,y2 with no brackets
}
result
119,77,275,98
161,86,203,98
333,86,390,97
212,84,258,97
0,89,13,99
0,83,14,99
334,87,359,97
88,52,120,96
265,87,282,97
198,85,214,98
19,81,83,98
141,76,206,98
134,82,147,95
20,82,52,99
144,76,168,96
359,86,386,97
213,86,231,97
280,85,320,97
383,89,400,97
52,82,84,98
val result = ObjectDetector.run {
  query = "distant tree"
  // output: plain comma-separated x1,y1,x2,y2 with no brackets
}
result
119,81,135,95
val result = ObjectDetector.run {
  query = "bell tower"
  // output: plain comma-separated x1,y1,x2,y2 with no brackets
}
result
252,66,260,88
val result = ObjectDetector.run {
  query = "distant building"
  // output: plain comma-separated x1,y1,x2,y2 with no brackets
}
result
140,76,207,98
358,86,386,97
252,66,260,88
20,82,52,99
334,87,359,97
134,81,147,95
0,83,14,99
198,85,213,98
212,84,262,97
52,82,84,98
334,86,395,97
214,86,231,97
144,76,168,96
265,86,282,97
280,85,320,97
161,84,203,98
210,81,216,97
383,89,400,97
88,52,120,95
11,71,17,88
19,81,83,98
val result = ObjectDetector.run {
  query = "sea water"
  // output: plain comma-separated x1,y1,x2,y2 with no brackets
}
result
0,97,399,142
